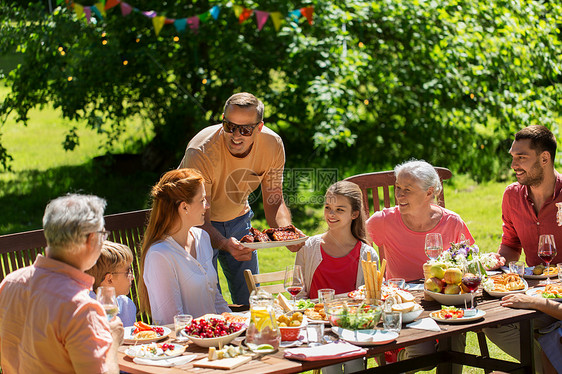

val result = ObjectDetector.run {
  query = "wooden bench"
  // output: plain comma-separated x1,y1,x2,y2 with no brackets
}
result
0,209,152,323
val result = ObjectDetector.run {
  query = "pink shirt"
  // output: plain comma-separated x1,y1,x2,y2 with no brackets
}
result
0,255,113,374
309,241,361,299
366,206,474,281
501,173,562,266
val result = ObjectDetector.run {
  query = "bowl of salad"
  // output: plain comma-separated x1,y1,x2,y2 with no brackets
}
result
325,300,382,330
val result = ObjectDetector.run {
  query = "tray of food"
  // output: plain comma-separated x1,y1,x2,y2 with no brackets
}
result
483,273,528,297
430,306,486,323
240,225,307,249
525,284,562,301
502,265,558,279
124,342,186,360
124,322,171,344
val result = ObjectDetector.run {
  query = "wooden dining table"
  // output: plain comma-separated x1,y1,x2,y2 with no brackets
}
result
118,279,549,374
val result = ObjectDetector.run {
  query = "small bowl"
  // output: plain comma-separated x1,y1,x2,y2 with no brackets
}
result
182,327,246,348
325,300,382,330
424,289,473,306
401,307,424,323
279,317,307,341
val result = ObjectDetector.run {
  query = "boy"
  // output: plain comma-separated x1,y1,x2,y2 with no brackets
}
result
87,241,137,326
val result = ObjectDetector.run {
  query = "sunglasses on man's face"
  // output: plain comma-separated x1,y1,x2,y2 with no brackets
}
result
222,119,260,137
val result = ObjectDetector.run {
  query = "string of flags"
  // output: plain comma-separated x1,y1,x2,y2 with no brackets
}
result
56,0,314,36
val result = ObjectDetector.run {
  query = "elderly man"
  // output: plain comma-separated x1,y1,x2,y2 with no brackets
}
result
179,92,303,305
0,194,124,373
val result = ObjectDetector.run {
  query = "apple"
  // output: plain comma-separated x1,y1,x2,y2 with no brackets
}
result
443,268,463,285
444,283,461,294
429,264,446,279
424,277,444,293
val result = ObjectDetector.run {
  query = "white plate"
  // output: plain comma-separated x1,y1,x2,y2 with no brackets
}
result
501,266,557,279
484,279,529,298
123,326,171,344
430,309,486,323
331,327,398,346
424,289,473,305
525,287,562,301
240,236,308,249
125,343,185,360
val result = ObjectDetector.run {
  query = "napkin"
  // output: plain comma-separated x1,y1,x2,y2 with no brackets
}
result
284,341,366,361
406,318,441,332
405,283,424,291
133,354,197,367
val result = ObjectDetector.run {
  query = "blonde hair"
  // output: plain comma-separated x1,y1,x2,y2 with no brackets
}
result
138,168,205,314
326,181,368,244
85,241,133,290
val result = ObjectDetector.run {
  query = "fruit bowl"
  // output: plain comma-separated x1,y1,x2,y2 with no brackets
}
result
325,300,382,330
182,316,246,348
181,327,246,348
424,289,473,306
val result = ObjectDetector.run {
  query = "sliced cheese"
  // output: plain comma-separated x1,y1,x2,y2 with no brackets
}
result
276,293,294,313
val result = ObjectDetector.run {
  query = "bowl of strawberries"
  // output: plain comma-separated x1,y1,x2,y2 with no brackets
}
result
181,315,246,348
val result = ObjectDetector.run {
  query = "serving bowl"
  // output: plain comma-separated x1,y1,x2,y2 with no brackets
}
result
181,327,246,348
424,289,472,306
400,307,424,323
279,318,307,341
325,300,382,330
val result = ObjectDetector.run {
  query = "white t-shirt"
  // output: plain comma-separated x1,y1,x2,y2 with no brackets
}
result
144,228,230,324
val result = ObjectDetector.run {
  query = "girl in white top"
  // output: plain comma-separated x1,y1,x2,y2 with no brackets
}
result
138,169,230,324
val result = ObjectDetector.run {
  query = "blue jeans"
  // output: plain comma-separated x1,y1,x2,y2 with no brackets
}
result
211,210,258,305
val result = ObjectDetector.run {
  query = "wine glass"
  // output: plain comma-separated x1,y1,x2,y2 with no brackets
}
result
538,234,557,285
96,286,119,321
461,269,482,310
425,233,443,261
284,265,304,305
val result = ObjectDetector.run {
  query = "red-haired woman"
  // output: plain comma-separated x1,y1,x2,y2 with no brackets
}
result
138,168,230,324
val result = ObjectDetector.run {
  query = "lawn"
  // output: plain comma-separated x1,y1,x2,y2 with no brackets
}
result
0,82,520,372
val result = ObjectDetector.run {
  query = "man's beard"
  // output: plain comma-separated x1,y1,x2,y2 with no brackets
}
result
517,160,544,187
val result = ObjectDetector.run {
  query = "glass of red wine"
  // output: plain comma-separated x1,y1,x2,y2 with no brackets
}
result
461,270,482,310
284,265,304,305
538,234,557,285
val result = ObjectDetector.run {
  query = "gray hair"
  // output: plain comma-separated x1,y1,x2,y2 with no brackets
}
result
43,194,106,254
394,160,442,199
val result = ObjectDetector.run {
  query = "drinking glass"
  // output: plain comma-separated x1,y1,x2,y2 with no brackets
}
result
284,265,304,305
96,286,118,321
317,288,335,304
425,233,443,261
174,314,192,342
538,234,557,285
509,261,525,276
557,263,562,282
387,278,406,290
382,311,402,333
461,270,481,310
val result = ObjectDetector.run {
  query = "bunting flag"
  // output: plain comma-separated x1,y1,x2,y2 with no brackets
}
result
70,3,314,35
239,8,253,24
254,10,269,31
300,6,313,25
120,2,132,16
152,15,165,36
104,0,120,11
270,11,283,31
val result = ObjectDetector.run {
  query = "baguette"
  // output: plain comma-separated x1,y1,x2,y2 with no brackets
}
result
391,302,416,313
396,290,415,303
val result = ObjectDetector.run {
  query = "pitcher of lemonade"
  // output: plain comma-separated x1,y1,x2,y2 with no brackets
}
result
246,289,280,349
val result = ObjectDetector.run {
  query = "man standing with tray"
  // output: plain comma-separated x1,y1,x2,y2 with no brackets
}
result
179,92,303,305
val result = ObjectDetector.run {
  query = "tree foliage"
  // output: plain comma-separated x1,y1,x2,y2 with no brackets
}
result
1,0,561,180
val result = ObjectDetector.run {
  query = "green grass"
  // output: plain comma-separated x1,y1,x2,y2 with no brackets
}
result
0,83,520,372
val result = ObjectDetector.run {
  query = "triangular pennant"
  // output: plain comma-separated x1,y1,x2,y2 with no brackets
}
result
289,9,301,23
104,0,119,10
233,5,243,18
94,3,106,17
74,3,84,18
187,16,200,33
254,10,269,31
209,5,220,20
300,6,314,25
164,18,175,24
143,10,157,18
152,15,166,36
198,11,211,23
174,18,187,33
84,6,92,23
239,8,253,24
120,2,132,16
269,12,283,32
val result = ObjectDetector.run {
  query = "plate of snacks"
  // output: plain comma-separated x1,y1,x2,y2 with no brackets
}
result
430,306,486,323
381,287,423,323
503,265,558,279
304,303,329,324
525,284,562,301
240,226,308,249
124,342,185,360
182,315,246,348
124,322,171,344
483,273,528,297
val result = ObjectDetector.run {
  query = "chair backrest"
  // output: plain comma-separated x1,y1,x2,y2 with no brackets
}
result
344,167,452,217
0,209,152,323
244,268,291,295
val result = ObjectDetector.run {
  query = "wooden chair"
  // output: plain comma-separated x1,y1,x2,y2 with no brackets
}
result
244,268,289,295
345,168,490,368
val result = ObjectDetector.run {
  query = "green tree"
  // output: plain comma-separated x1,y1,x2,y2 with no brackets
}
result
1,0,561,180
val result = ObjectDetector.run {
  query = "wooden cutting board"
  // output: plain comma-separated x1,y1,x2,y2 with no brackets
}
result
192,355,252,370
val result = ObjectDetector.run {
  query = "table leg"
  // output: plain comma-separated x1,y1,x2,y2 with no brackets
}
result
519,318,535,374
437,336,452,374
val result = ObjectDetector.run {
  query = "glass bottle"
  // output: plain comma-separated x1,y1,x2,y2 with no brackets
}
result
246,289,281,349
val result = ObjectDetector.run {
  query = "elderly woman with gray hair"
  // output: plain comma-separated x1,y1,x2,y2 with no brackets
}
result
366,159,474,281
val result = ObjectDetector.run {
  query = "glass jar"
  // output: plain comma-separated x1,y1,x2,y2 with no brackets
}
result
246,289,280,349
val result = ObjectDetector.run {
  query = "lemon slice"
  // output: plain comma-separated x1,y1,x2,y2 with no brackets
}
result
256,344,274,351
